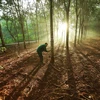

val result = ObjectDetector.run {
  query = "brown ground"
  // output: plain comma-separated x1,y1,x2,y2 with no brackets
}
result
0,37,100,100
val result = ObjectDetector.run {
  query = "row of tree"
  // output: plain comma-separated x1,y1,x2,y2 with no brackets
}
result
50,0,100,63
0,0,99,52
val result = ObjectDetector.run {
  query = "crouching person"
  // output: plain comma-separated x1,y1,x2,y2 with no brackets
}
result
37,43,49,64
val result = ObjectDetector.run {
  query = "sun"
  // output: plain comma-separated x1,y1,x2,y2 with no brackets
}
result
54,22,75,42
59,22,67,31
57,22,67,41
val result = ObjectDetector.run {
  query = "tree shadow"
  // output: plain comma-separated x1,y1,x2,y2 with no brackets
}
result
65,51,78,99
5,62,41,100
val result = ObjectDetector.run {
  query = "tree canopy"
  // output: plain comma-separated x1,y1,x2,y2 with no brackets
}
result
0,0,99,46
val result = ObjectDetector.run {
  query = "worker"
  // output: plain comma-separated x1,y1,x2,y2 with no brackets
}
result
37,43,49,64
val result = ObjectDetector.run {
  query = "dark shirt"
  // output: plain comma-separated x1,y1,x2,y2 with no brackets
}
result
37,44,48,53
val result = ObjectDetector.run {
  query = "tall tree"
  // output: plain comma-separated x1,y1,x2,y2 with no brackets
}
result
74,0,79,47
40,0,49,42
64,0,70,54
50,0,54,64
64,0,77,99
0,24,5,46
36,0,39,42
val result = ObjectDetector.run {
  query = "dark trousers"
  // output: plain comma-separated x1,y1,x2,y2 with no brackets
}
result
37,51,43,63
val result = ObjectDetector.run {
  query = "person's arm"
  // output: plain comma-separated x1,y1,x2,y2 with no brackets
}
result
44,47,48,52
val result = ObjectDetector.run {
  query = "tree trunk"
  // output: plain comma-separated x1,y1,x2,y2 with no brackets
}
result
64,0,77,98
64,0,70,53
74,0,78,47
0,24,5,47
25,21,30,44
40,0,49,42
36,1,39,43
50,0,54,64
20,18,26,49
80,0,85,43
80,10,84,42
78,14,81,43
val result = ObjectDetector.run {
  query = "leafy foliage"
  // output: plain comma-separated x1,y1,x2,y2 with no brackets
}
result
0,0,99,45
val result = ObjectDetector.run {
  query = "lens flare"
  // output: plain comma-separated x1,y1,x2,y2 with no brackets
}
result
54,22,75,43
57,22,67,42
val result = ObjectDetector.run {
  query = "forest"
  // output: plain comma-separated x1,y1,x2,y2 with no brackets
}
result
0,0,100,100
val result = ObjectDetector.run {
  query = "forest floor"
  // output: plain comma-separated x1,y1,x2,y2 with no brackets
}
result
0,36,100,100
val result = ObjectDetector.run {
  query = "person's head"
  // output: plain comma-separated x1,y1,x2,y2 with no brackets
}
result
45,43,48,47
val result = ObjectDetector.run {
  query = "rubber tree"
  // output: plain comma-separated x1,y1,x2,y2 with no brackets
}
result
5,17,17,42
50,0,54,64
74,0,78,47
78,0,84,43
78,0,90,43
12,0,26,49
36,0,39,42
64,0,77,98
64,0,70,55
40,0,49,42
78,0,89,43
0,24,5,47
0,0,17,43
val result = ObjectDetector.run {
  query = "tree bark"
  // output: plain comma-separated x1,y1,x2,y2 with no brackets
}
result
36,1,39,43
50,0,54,64
64,0,77,99
74,0,78,47
0,24,5,47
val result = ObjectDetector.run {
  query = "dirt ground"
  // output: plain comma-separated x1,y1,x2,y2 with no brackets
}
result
0,36,100,100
